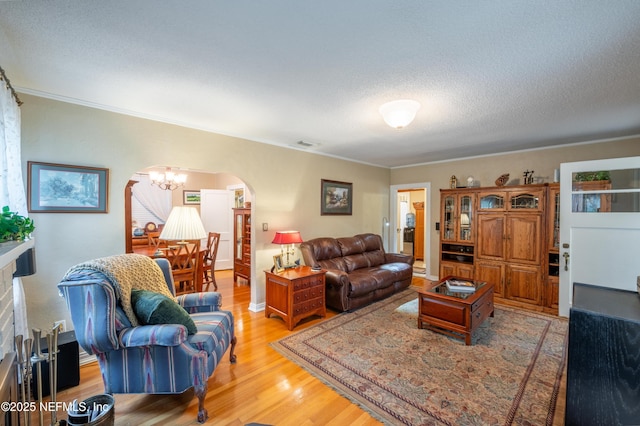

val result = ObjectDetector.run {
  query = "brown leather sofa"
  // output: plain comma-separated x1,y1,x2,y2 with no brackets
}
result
300,233,414,312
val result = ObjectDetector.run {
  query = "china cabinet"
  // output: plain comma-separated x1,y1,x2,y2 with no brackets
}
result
440,184,553,313
440,190,475,243
233,208,251,284
439,190,475,278
475,186,545,307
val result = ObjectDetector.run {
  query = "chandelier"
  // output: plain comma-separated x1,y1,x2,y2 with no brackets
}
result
149,167,187,191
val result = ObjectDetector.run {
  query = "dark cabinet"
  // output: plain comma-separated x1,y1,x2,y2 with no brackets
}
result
566,283,640,425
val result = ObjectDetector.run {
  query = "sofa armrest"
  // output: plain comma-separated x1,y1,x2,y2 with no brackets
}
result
324,268,351,312
324,268,349,288
385,252,414,265
177,292,222,313
119,324,188,348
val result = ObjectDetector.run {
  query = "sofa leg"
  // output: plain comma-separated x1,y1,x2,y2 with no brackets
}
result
229,335,237,363
195,382,209,423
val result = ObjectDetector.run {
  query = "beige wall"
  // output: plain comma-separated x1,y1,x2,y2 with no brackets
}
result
19,94,389,330
390,137,640,278
18,92,640,331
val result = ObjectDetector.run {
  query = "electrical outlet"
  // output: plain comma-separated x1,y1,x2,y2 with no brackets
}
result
53,320,66,332
262,223,268,231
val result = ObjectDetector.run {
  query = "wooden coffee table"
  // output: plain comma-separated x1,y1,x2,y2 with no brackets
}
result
417,276,494,345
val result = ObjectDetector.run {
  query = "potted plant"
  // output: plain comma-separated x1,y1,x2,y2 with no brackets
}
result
1,206,36,276
0,206,35,242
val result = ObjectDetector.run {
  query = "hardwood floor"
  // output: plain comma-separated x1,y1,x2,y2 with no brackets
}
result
32,271,567,425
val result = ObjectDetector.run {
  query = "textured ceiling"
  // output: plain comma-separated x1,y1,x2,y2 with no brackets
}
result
1,1,639,167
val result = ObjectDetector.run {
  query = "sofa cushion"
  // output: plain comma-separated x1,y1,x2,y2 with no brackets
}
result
347,263,413,297
348,270,384,297
131,290,198,335
309,237,342,261
343,253,369,272
317,257,347,271
357,233,383,251
379,262,413,281
338,236,366,256
363,249,385,267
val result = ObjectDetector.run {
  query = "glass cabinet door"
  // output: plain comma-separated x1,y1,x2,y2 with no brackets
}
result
552,189,560,249
510,193,540,210
442,195,456,241
479,193,504,210
235,213,243,260
459,195,473,242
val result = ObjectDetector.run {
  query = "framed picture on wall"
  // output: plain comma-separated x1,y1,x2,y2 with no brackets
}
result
183,190,201,205
321,179,352,215
27,161,109,213
234,188,245,208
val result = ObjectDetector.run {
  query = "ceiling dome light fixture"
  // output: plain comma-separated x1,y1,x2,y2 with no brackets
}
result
379,99,421,129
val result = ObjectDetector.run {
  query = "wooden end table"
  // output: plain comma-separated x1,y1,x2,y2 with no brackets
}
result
265,266,326,330
417,276,494,345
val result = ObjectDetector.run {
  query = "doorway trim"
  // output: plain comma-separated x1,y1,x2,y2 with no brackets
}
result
390,182,431,277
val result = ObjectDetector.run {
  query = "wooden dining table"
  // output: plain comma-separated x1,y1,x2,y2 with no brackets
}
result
132,244,207,293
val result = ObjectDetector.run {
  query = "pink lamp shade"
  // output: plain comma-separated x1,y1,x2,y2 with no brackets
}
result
271,231,303,245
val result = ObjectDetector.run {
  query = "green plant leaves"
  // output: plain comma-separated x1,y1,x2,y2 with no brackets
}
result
0,206,35,242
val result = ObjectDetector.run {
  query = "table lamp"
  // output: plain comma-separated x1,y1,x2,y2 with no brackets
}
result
159,206,207,255
272,231,303,268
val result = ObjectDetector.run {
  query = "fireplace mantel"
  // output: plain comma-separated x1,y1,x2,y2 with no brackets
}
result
0,239,35,269
0,238,34,359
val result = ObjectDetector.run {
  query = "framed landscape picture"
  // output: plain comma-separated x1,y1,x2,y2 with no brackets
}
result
183,190,201,205
27,161,109,213
321,179,352,215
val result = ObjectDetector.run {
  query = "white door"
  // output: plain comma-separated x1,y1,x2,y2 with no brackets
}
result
558,156,640,317
200,189,234,270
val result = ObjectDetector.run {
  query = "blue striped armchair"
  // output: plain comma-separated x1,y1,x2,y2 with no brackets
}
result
58,257,236,423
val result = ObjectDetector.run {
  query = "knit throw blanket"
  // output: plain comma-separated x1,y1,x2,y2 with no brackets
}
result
63,253,175,326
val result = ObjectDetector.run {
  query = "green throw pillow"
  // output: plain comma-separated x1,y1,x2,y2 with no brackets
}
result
131,289,198,335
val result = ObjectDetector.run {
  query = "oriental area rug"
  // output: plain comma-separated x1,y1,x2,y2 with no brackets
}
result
271,289,568,426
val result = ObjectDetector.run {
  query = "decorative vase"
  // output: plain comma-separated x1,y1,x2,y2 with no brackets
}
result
495,173,509,186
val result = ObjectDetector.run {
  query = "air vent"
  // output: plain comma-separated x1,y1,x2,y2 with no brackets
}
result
294,140,317,148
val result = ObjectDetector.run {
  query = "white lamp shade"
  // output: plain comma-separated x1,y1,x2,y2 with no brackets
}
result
379,99,421,129
160,206,207,240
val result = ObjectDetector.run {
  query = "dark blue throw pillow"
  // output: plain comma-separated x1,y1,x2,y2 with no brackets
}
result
131,289,197,335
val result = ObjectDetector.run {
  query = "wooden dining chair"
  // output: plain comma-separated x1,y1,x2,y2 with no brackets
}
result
203,232,221,291
147,231,161,247
166,240,200,295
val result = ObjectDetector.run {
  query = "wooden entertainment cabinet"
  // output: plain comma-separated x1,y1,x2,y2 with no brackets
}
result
439,183,559,314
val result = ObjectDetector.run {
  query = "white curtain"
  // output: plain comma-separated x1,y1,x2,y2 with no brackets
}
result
0,72,29,339
132,173,172,223
0,79,26,212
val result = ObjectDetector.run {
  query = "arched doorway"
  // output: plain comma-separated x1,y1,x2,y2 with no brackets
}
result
124,166,254,286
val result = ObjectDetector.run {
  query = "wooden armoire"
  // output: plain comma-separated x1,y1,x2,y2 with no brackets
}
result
439,183,559,315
